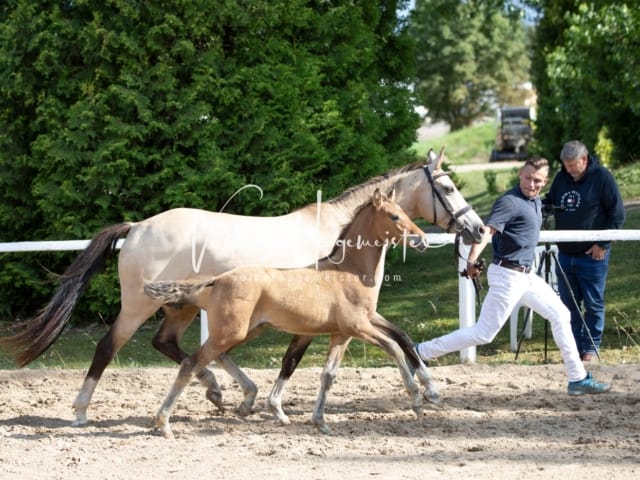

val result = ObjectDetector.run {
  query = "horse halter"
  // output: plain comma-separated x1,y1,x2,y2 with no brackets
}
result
422,165,473,233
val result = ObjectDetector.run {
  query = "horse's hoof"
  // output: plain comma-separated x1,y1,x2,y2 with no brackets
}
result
277,416,291,426
71,418,88,427
206,388,225,413
424,390,441,405
71,410,88,427
274,412,291,425
315,423,331,435
237,402,254,418
266,401,290,425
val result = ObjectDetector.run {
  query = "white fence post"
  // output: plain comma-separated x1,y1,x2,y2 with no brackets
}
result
200,310,209,344
457,242,476,363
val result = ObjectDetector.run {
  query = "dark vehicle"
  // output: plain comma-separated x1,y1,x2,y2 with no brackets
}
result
490,106,534,161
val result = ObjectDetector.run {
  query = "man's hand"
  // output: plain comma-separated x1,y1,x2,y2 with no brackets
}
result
460,259,485,279
586,244,607,261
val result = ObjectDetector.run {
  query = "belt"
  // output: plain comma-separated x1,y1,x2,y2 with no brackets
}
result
492,259,531,273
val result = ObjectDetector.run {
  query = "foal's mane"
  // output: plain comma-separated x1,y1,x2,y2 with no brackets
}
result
314,162,425,262
322,199,375,263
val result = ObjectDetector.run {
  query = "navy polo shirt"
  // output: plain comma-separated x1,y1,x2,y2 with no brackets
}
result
486,185,542,267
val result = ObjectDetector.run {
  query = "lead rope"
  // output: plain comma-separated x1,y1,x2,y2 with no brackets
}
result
455,233,485,310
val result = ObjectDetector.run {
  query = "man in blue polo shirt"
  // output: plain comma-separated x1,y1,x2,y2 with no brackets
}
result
415,157,610,395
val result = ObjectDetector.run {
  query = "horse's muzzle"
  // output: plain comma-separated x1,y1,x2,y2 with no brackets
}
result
459,225,485,245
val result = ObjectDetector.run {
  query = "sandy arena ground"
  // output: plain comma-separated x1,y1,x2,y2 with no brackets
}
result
1,363,639,479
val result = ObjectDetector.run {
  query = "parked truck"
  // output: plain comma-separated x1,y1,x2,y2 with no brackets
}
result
490,106,534,162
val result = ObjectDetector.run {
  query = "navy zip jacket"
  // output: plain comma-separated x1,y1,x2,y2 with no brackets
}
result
546,154,625,255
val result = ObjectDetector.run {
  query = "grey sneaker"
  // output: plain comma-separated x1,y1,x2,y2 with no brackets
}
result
568,372,610,396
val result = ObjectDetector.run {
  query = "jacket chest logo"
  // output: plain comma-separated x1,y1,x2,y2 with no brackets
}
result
560,190,581,212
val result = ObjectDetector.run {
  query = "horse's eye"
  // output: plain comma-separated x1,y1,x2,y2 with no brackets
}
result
390,214,400,221
445,186,454,194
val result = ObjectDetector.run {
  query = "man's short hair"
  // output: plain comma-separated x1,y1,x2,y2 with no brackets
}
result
560,140,588,162
525,156,549,170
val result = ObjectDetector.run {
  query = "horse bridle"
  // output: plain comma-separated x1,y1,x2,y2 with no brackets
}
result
422,165,473,233
423,164,484,305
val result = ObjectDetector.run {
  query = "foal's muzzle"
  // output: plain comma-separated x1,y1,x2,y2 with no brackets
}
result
405,234,429,252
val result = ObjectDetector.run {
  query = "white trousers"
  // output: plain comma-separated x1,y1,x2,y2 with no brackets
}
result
418,263,586,382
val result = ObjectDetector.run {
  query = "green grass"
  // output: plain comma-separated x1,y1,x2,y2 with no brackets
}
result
1,121,639,370
412,120,497,164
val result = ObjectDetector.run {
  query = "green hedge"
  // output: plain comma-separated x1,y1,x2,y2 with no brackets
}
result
0,0,418,322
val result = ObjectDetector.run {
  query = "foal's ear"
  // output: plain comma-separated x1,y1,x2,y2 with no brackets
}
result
372,188,385,209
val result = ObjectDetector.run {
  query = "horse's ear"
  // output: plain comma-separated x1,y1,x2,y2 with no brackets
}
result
436,146,446,170
389,187,396,202
372,188,384,209
426,149,437,165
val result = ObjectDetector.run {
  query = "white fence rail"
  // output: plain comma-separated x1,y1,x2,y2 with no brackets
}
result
2,230,639,363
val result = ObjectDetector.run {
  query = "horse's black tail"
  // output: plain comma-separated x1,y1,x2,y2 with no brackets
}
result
370,312,421,366
0,223,132,367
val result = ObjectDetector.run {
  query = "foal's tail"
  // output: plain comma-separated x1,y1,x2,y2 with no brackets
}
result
0,223,133,367
143,278,216,306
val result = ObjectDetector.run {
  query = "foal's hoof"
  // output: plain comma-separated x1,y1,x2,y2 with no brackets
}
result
152,426,174,439
312,417,331,435
152,421,174,439
206,388,225,413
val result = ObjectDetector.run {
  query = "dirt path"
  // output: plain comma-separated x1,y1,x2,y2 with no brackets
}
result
1,363,639,479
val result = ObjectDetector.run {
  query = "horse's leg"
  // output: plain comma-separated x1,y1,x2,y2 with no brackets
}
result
370,312,440,404
353,326,424,417
266,334,315,424
72,304,157,426
401,342,440,405
311,335,351,435
214,353,257,417
153,304,224,411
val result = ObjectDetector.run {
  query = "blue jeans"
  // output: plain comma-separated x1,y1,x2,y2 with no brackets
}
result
556,250,610,356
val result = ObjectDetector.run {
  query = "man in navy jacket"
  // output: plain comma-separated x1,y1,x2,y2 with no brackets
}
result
546,140,625,362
